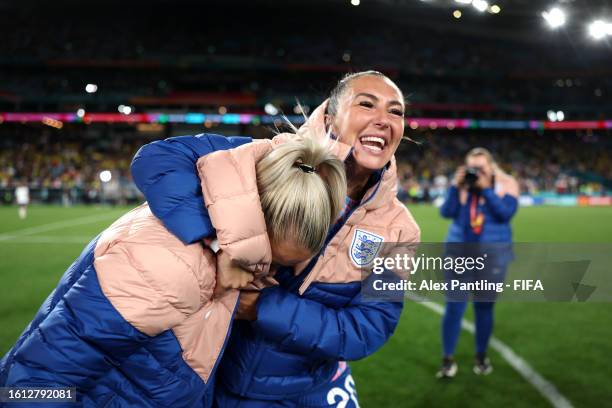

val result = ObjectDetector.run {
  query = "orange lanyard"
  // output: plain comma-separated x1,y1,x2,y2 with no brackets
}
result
469,193,485,234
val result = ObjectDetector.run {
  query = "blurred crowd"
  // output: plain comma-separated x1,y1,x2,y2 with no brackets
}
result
1,4,610,205
0,128,142,205
395,130,611,202
0,127,609,206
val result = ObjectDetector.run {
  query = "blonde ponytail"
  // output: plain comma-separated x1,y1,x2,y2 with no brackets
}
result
256,136,347,253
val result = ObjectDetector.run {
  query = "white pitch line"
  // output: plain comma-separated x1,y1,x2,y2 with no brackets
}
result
409,295,574,408
0,212,119,241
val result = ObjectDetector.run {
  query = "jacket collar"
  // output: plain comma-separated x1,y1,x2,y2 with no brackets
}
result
358,157,398,211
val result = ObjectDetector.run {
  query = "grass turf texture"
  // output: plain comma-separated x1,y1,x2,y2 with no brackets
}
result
1,205,611,407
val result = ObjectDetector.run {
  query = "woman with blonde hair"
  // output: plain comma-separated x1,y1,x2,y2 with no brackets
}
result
0,134,346,407
437,146,519,379
128,70,420,407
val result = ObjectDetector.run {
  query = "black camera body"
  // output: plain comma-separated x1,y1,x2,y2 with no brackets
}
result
464,167,481,188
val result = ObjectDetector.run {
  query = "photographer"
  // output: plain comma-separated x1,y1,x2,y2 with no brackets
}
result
437,147,519,379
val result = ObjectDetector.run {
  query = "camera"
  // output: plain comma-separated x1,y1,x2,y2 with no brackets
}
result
464,167,481,188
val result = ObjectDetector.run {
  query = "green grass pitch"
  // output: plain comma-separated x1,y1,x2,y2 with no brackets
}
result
1,205,611,407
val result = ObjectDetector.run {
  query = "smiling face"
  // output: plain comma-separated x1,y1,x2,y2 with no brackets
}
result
328,75,405,171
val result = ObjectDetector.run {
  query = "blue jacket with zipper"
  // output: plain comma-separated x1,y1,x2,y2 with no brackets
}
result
130,133,421,402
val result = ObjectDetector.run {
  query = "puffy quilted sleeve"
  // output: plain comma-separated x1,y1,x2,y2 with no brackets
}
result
253,284,403,361
130,133,252,244
197,141,274,275
93,238,211,336
2,244,206,398
2,262,153,400
481,188,518,222
253,205,420,361
3,216,213,397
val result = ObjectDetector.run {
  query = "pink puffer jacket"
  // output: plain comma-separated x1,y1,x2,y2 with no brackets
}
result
196,135,420,293
94,140,281,384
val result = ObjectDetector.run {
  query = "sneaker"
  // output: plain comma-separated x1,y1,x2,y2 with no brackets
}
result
436,357,458,379
473,354,493,375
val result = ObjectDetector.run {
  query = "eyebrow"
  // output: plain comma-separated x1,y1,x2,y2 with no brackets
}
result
354,92,404,107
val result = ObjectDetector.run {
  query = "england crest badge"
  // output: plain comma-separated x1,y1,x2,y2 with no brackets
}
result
349,229,384,267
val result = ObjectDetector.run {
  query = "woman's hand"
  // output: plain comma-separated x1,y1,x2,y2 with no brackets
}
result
235,291,260,320
214,250,255,297
452,166,467,188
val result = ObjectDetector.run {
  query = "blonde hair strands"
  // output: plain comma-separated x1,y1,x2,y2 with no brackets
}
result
256,137,347,253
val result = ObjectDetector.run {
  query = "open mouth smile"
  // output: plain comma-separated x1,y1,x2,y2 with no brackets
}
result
359,136,387,153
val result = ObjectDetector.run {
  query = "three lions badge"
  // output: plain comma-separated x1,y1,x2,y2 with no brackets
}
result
349,229,384,267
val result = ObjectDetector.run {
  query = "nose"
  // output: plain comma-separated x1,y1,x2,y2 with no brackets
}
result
373,108,390,129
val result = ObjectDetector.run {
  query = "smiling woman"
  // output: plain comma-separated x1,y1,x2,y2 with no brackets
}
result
125,69,421,408
325,71,406,198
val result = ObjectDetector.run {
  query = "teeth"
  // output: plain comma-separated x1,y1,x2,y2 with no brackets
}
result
360,136,386,147
363,144,382,152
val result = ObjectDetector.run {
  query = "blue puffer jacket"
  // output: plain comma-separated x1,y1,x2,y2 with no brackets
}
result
0,134,250,408
131,133,419,401
440,185,518,243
